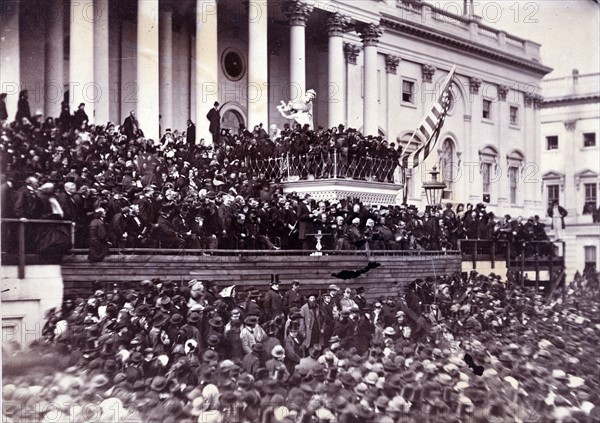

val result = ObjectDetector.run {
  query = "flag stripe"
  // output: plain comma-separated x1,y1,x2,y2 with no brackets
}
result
400,66,456,170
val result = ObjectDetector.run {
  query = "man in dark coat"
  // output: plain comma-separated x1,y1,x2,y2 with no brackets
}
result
0,93,8,122
297,194,313,250
15,90,31,123
72,103,89,129
122,110,140,140
88,208,110,262
283,280,303,314
206,102,221,146
186,119,196,146
263,278,284,321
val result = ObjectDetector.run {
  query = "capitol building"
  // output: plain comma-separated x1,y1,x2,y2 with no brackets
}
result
1,0,552,214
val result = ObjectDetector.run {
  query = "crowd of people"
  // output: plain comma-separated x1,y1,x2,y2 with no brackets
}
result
3,271,599,422
0,102,554,260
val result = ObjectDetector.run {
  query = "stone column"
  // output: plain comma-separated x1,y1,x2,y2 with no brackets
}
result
326,13,349,129
44,0,64,118
0,1,20,117
160,6,174,133
360,24,383,136
137,0,160,140
196,0,219,145
283,1,313,101
94,0,110,125
69,0,95,119
248,0,269,127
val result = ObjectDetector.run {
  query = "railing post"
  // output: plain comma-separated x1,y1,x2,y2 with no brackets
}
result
472,240,476,269
534,243,540,292
71,222,76,250
286,153,291,180
18,220,26,279
333,149,338,179
549,241,554,292
491,241,496,269
520,243,525,287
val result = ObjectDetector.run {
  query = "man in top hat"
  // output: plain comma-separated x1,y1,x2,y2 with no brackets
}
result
263,276,284,321
283,320,303,372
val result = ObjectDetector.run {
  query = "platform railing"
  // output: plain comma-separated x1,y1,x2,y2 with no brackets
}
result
245,150,400,184
1,218,76,279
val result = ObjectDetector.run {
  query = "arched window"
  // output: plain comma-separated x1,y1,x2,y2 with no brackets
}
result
439,138,455,200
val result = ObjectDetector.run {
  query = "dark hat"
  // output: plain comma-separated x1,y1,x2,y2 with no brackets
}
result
129,352,143,363
153,312,169,327
206,334,220,347
244,315,259,325
237,373,255,390
170,314,184,325
150,376,168,392
187,312,201,323
208,316,224,328
356,287,365,295
202,350,219,363
251,342,264,354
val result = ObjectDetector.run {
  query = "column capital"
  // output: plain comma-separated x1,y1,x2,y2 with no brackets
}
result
359,23,383,46
524,92,535,107
283,0,314,26
497,84,509,101
343,43,361,65
421,63,436,82
533,93,544,109
385,55,401,74
326,13,351,37
469,77,482,94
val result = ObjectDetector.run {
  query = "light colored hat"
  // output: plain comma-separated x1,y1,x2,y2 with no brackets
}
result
272,345,286,359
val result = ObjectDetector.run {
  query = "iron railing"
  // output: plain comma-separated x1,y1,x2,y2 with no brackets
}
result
245,150,400,184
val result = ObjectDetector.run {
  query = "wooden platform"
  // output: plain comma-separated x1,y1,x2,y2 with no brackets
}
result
61,252,462,301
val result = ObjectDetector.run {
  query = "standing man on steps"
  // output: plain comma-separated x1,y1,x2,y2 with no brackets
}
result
206,102,221,146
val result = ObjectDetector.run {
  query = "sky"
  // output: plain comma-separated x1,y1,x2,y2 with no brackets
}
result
425,0,600,78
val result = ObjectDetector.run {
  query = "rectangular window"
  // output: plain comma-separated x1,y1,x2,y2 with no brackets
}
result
482,100,492,119
584,246,597,274
509,106,519,126
546,135,558,150
584,183,597,213
481,163,491,194
402,80,415,104
584,132,596,147
509,167,518,204
547,184,559,209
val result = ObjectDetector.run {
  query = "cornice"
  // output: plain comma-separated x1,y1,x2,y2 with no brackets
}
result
542,95,600,108
380,16,552,76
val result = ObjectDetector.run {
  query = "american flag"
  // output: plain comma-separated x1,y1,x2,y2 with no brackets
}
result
400,66,456,170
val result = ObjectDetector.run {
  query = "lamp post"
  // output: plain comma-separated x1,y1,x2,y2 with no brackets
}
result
422,166,446,207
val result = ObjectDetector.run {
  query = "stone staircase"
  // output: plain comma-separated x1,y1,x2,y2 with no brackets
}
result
60,253,462,302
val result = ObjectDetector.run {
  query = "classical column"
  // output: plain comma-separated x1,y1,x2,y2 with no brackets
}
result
69,0,95,119
196,0,219,145
0,1,20,117
326,13,349,129
283,1,313,101
94,0,110,125
137,0,160,140
248,0,269,127
44,0,64,118
360,24,382,136
160,6,174,133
